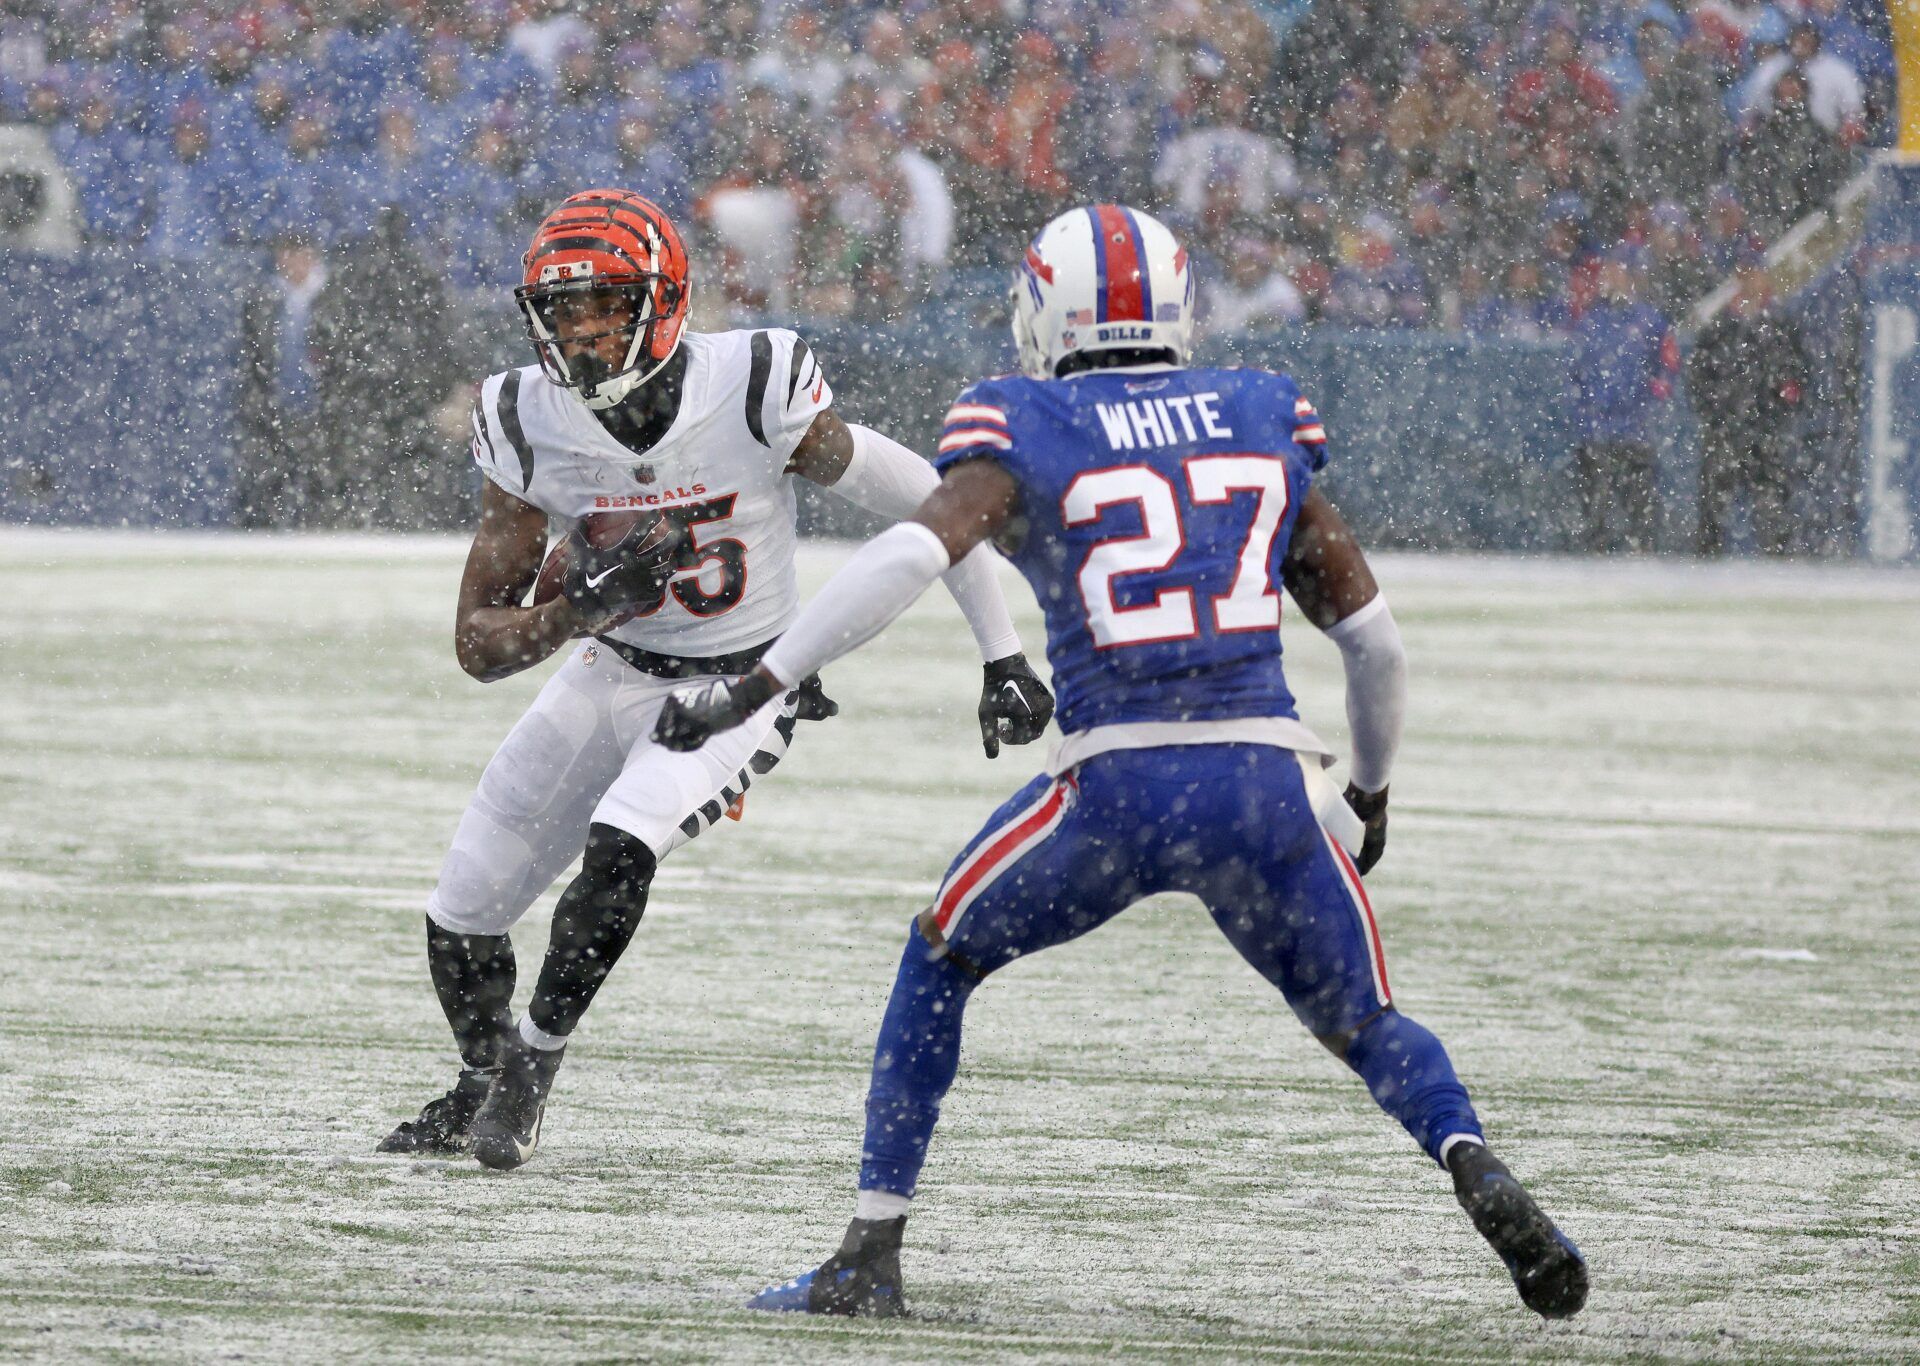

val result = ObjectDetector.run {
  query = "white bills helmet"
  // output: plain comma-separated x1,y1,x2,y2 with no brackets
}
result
1010,204,1196,380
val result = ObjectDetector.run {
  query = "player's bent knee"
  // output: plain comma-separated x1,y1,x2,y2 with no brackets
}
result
579,821,658,902
1315,1005,1395,1063
425,892,519,939
429,807,547,937
912,910,990,981
1314,1029,1352,1061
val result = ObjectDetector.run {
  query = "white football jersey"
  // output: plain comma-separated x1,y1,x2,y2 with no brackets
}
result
469,328,833,658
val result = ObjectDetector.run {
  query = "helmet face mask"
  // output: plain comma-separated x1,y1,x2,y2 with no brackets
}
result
518,276,682,406
1010,204,1196,380
516,190,691,411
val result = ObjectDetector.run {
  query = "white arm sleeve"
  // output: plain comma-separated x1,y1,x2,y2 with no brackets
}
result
1323,594,1406,794
835,423,1022,661
761,522,952,687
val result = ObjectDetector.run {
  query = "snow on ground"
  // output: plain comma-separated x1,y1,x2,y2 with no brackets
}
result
1,531,1916,1362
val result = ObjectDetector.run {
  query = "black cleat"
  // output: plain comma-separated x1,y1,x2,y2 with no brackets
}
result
748,1216,908,1317
467,1037,565,1171
376,1066,495,1155
1448,1142,1589,1319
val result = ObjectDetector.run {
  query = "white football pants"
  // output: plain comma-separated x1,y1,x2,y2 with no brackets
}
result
425,639,797,936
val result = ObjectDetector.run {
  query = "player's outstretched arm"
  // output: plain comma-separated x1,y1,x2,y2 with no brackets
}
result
652,460,1024,752
789,410,1026,662
453,480,599,683
1281,489,1406,873
788,411,1051,755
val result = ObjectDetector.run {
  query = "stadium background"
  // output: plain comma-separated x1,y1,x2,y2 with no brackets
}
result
4,5,1920,1359
1,0,1917,557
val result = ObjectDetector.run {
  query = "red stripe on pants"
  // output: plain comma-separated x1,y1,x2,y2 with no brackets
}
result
1328,836,1391,1002
934,783,1066,932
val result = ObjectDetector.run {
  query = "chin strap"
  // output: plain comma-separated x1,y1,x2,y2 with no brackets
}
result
543,281,691,410
579,320,684,410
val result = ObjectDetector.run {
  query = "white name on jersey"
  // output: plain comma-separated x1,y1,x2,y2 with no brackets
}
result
1094,392,1233,450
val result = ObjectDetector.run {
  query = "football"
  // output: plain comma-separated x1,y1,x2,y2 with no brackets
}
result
530,509,678,632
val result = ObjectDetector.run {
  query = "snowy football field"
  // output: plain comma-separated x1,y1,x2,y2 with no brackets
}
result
2,532,1916,1362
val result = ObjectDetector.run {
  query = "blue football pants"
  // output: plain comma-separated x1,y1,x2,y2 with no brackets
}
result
858,744,1482,1196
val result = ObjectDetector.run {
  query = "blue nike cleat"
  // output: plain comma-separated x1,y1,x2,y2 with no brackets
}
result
748,1216,908,1318
1448,1143,1589,1319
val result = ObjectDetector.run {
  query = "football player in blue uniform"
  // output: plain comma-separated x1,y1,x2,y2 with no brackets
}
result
655,205,1587,1321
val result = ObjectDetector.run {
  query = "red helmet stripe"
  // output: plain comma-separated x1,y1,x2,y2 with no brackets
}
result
1092,203,1145,322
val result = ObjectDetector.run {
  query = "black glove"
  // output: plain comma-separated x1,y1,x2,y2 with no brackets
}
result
793,673,839,722
653,672,778,752
977,653,1054,758
1344,783,1389,876
561,517,686,622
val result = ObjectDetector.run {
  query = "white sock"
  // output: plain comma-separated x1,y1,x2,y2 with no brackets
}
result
1437,1133,1485,1164
518,1016,568,1053
854,1189,912,1222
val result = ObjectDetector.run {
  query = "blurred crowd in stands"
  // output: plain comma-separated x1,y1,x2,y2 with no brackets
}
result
0,0,1884,552
3,0,1892,324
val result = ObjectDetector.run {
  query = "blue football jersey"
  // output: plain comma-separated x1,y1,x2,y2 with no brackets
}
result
932,366,1329,735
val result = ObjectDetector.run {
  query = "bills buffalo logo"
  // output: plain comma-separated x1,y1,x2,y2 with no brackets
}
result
1019,243,1053,309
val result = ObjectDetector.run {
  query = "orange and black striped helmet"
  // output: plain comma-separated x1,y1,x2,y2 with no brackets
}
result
514,189,691,410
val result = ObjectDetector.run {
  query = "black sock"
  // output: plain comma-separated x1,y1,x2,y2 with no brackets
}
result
526,822,655,1039
425,915,517,1070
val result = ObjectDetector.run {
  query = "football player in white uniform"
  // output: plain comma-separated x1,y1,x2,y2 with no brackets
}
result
377,190,1053,1170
